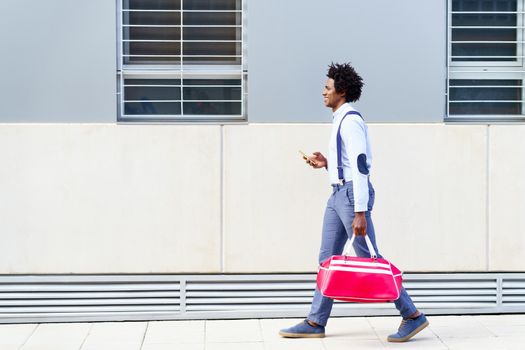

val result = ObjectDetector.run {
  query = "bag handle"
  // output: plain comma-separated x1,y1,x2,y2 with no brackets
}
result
344,234,377,259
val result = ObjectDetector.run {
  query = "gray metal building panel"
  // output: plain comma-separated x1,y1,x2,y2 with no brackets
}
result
248,0,446,123
0,0,445,123
0,0,116,123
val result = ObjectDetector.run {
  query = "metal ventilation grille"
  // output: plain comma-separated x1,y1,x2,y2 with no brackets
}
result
0,276,180,323
185,278,315,312
404,276,498,308
0,273,524,324
314,274,499,317
502,278,525,305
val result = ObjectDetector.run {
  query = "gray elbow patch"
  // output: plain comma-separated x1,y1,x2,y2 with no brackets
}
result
357,153,369,175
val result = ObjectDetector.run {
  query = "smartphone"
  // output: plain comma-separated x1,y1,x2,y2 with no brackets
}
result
299,150,308,160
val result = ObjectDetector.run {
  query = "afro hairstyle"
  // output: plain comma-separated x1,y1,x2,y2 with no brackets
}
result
327,63,364,102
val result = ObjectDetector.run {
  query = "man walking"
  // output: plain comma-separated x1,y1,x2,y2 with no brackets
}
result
279,63,429,342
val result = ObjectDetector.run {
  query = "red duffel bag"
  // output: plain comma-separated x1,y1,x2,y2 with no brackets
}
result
316,234,403,303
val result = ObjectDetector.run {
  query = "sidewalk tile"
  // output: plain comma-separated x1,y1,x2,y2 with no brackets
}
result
24,323,90,343
81,322,147,349
144,320,204,344
260,318,304,341
442,336,507,350
0,324,37,347
82,321,146,342
2,314,525,350
23,345,83,350
482,324,525,337
323,338,385,350
423,315,474,327
81,342,141,350
366,316,400,330
325,317,378,340
263,339,325,350
475,314,525,326
21,323,90,350
205,319,262,343
499,336,525,349
142,343,204,350
0,346,22,350
383,338,448,350
429,324,495,339
206,342,264,350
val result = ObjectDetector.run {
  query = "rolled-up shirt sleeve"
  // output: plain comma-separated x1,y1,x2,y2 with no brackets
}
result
342,117,370,212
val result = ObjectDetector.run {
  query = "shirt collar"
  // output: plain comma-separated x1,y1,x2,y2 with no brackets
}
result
332,102,354,120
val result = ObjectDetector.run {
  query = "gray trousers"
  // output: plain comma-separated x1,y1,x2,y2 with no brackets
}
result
307,181,417,326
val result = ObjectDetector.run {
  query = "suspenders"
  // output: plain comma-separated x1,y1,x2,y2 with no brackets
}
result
336,111,363,181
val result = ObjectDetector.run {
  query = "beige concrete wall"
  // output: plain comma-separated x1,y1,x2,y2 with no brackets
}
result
0,124,221,273
369,125,487,271
0,123,518,274
489,125,525,271
223,125,331,272
224,124,488,272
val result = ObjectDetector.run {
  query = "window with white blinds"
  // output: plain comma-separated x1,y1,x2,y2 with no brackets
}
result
448,0,525,120
117,0,245,121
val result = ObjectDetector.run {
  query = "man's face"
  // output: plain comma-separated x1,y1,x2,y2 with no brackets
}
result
322,78,346,109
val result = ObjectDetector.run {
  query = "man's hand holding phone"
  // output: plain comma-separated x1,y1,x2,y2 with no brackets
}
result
299,150,327,169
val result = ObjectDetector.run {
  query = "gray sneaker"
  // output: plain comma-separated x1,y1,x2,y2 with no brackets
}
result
279,320,325,338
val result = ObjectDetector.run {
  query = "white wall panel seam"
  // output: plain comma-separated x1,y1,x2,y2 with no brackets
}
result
486,125,491,271
220,125,225,273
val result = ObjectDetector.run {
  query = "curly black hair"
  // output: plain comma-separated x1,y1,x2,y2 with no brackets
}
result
327,63,364,102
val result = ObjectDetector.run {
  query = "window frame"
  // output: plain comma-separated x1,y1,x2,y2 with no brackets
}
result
447,0,525,121
116,0,247,123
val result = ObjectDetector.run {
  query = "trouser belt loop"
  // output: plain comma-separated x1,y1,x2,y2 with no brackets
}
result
331,183,344,193
331,179,349,193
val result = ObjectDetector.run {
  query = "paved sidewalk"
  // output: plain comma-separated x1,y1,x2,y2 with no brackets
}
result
1,314,525,350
